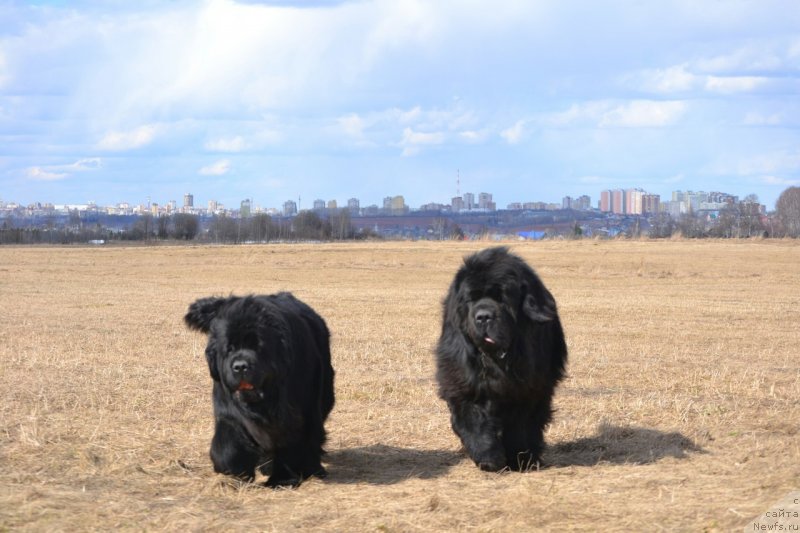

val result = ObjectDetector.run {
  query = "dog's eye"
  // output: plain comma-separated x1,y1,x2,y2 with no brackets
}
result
487,286,503,300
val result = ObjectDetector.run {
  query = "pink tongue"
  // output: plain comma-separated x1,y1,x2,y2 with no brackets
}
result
484,337,495,345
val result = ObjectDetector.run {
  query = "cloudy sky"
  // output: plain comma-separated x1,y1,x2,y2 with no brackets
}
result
1,0,799,211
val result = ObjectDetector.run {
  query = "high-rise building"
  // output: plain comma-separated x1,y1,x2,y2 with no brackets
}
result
478,192,494,210
673,190,708,213
183,193,194,209
612,189,626,214
626,189,644,215
452,196,465,212
463,192,475,210
600,190,612,212
390,195,406,215
327,199,338,210
642,194,660,214
283,200,297,216
347,198,360,215
708,192,738,205
313,199,325,211
240,199,252,218
523,202,547,210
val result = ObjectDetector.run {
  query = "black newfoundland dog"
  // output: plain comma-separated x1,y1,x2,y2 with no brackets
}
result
184,292,334,487
436,247,567,472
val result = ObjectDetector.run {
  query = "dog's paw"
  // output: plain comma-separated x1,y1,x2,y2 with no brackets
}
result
265,475,302,489
474,450,507,472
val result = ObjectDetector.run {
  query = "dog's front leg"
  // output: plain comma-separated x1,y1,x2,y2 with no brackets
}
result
448,399,506,471
210,417,260,481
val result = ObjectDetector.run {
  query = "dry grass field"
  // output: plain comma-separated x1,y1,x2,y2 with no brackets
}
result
1,239,798,532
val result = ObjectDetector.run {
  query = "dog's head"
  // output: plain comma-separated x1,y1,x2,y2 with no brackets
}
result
185,296,289,403
447,247,558,357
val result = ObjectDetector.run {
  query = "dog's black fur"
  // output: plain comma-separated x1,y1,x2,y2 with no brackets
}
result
184,292,334,487
435,247,567,472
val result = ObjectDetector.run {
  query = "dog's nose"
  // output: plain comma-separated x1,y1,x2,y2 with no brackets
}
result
231,359,250,375
475,309,494,325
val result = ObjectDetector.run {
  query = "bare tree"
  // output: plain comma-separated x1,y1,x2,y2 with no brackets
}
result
333,209,353,240
131,214,154,242
709,210,735,238
293,211,327,240
171,213,199,240
248,214,272,242
737,201,763,238
776,186,800,237
648,212,675,238
157,216,169,240
677,213,706,238
208,214,238,243
432,218,448,240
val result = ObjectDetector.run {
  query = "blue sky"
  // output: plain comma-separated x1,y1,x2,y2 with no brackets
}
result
1,0,799,211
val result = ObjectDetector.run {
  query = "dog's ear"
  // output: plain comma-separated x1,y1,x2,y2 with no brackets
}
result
204,338,221,382
521,284,558,323
444,268,468,325
184,297,228,333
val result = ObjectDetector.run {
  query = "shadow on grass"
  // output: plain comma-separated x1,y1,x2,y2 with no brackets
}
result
324,423,703,483
324,445,462,485
545,422,706,468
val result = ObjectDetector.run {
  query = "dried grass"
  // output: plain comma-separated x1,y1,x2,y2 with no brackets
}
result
1,240,798,531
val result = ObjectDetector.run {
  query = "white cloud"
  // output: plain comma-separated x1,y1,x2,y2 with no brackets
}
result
205,136,249,152
335,105,477,150
543,100,686,129
66,158,102,171
459,130,488,143
397,107,422,125
199,159,231,176
704,76,767,94
26,167,68,181
23,158,101,182
694,45,784,74
628,45,784,95
338,114,365,138
97,125,159,151
545,104,593,127
599,100,687,128
500,120,526,144
399,127,444,156
632,64,698,93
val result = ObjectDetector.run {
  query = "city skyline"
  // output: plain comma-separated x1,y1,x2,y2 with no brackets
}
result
0,179,775,213
2,184,769,219
2,1,799,209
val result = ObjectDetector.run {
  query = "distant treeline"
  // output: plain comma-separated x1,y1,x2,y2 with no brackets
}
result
0,211,378,245
3,185,800,244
